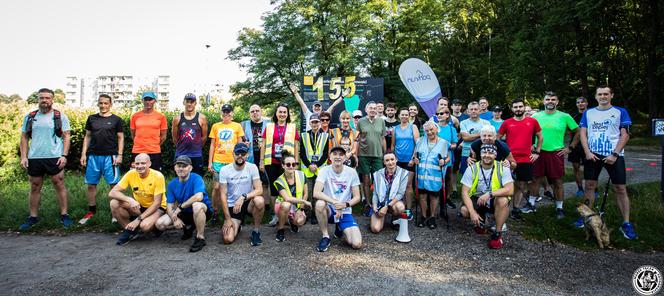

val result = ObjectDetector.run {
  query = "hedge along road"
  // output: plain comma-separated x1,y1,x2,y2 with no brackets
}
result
0,147,661,295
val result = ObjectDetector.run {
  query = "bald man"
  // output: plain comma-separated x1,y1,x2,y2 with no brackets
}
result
109,153,167,245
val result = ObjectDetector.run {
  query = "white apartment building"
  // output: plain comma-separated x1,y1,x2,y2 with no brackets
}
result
64,75,170,109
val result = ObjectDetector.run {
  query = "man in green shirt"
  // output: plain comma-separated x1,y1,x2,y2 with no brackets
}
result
356,101,387,213
531,92,579,219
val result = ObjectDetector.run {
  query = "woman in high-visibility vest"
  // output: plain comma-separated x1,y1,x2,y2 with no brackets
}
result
330,110,357,155
260,102,300,225
273,152,310,242
413,120,450,229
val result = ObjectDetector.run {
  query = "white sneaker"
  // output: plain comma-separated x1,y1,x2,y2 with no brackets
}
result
111,217,118,224
268,215,278,227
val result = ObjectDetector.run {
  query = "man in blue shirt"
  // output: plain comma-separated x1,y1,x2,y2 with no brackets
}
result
155,155,213,252
578,86,637,240
19,88,72,230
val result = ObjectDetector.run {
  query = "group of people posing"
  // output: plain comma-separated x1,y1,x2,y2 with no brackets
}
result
18,84,636,252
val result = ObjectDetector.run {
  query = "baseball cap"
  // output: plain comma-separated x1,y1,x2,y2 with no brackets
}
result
142,92,156,100
330,146,346,154
309,113,321,122
451,99,462,105
174,155,192,166
184,93,197,101
492,105,502,112
480,144,498,155
352,110,363,118
234,142,249,154
312,102,322,107
221,104,233,112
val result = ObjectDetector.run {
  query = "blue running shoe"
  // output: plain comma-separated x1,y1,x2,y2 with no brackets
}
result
116,229,138,245
19,216,39,231
572,217,584,228
60,214,73,228
317,236,331,252
620,222,638,240
576,189,584,198
250,230,262,246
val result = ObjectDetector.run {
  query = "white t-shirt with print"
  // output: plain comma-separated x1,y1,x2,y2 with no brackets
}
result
316,165,361,214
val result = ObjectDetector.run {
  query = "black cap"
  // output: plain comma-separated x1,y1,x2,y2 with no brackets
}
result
330,146,346,154
175,155,192,166
221,104,233,112
492,105,502,112
184,93,197,101
309,113,321,122
234,142,249,154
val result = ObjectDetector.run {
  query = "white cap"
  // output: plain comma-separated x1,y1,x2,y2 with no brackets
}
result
352,110,363,117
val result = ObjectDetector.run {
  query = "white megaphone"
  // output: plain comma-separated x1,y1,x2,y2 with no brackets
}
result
393,213,411,243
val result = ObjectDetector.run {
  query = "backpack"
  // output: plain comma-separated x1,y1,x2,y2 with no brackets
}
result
25,109,63,138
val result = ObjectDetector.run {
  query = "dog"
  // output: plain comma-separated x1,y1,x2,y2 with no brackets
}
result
576,203,611,249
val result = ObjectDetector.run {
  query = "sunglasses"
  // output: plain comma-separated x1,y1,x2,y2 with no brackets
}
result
437,112,449,115
321,118,330,122
284,162,297,167
235,152,247,157
354,116,361,119
222,110,232,113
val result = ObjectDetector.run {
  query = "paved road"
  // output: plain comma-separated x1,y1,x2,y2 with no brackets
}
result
0,147,661,295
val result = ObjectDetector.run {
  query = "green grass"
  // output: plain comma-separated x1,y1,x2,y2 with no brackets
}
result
628,136,662,147
513,181,664,252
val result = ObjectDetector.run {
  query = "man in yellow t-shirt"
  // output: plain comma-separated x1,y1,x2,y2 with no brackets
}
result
109,153,166,246
208,104,245,223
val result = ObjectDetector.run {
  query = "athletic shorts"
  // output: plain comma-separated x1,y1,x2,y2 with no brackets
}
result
130,206,166,220
229,200,251,222
133,153,162,171
468,195,496,217
211,162,228,182
85,155,121,185
265,164,284,196
178,209,213,226
358,156,383,175
533,150,564,179
396,161,414,172
326,205,358,231
452,147,462,172
513,163,533,182
27,158,63,177
583,153,627,185
418,189,440,196
567,145,585,164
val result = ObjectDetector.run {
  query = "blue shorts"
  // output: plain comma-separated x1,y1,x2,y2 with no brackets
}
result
85,155,120,185
327,205,358,231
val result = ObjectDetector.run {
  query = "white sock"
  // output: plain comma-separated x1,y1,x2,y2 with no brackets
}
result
555,201,563,209
528,196,537,205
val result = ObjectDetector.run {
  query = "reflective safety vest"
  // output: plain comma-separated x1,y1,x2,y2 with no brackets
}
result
416,136,448,192
469,161,504,196
263,123,296,165
300,130,329,177
330,127,355,147
273,170,305,209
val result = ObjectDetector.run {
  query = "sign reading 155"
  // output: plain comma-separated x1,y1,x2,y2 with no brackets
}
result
303,76,356,101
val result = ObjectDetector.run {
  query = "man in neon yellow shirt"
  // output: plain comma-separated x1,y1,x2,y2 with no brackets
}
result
109,153,167,245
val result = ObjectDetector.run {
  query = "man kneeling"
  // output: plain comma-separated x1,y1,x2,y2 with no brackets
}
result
313,146,362,252
109,153,167,245
220,143,264,246
155,156,213,252
370,153,407,233
459,144,514,249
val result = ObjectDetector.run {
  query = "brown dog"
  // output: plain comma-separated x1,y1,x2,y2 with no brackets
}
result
576,203,610,249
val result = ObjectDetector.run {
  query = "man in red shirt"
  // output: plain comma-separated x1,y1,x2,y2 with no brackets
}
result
498,98,543,218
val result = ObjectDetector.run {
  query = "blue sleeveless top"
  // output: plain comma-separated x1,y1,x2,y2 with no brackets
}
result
394,123,415,162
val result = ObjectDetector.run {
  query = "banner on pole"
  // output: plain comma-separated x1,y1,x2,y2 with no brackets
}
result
398,58,442,118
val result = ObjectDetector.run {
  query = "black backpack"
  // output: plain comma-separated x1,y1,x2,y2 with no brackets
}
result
25,109,63,138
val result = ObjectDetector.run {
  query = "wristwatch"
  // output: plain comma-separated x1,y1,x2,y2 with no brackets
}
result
611,152,619,158
345,202,351,208
242,193,248,200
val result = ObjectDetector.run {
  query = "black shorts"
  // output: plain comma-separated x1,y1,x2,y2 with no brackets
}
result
452,147,462,172
265,164,284,196
130,207,166,220
513,163,533,182
178,210,213,226
567,145,585,164
470,195,496,217
396,161,414,172
133,153,162,171
27,158,63,177
418,189,439,196
229,200,251,222
584,153,627,185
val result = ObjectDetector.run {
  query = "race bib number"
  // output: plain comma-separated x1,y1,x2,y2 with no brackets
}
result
311,155,320,162
274,144,284,158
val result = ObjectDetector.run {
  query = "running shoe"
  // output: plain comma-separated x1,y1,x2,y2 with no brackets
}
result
474,226,488,234
19,216,39,231
416,217,426,228
543,190,553,201
404,209,414,221
446,199,457,209
519,203,536,214
309,214,318,225
428,217,437,230
572,217,584,228
490,223,508,232
620,222,638,240
268,215,279,227
111,217,118,224
334,223,343,239
189,237,206,252
289,221,299,233
488,232,503,249
78,212,94,225
316,236,331,252
250,230,262,246
181,225,194,240
275,229,285,242
555,208,565,219
510,209,523,221
575,189,584,198
116,229,139,246
208,215,218,226
60,214,73,228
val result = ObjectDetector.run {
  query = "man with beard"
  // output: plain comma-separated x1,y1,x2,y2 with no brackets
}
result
384,102,399,150
172,93,208,177
19,88,73,230
532,92,579,219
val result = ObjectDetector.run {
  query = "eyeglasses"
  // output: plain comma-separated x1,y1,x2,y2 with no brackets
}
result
354,116,361,119
284,162,297,167
278,102,289,108
321,118,330,122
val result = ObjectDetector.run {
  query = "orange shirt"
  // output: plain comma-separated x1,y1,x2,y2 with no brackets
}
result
130,111,167,153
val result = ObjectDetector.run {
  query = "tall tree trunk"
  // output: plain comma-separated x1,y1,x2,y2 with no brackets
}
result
573,18,589,99
646,0,662,120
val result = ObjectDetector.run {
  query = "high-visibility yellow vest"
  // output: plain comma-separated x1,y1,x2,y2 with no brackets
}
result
263,123,296,165
300,130,329,177
469,161,504,196
273,170,305,209
330,127,355,147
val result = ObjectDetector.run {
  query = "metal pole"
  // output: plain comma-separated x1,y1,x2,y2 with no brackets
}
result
661,136,663,202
